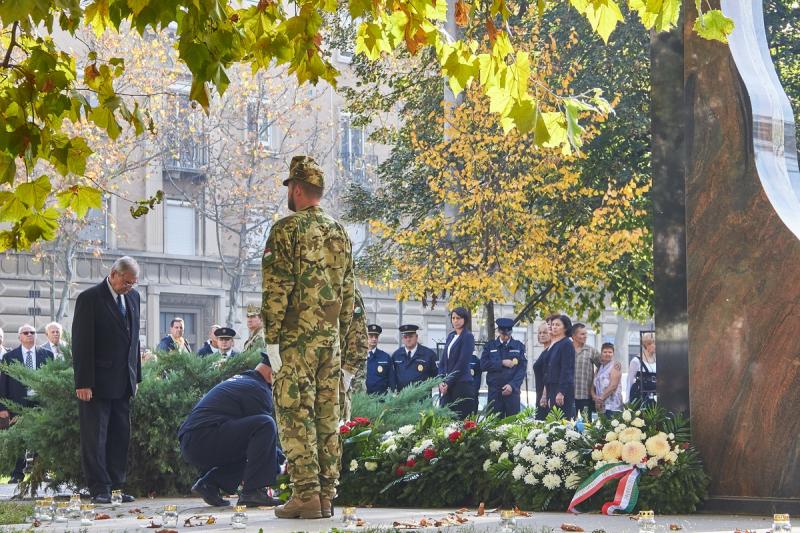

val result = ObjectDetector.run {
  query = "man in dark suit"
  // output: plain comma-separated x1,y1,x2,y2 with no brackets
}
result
72,256,142,504
197,324,221,357
0,324,54,483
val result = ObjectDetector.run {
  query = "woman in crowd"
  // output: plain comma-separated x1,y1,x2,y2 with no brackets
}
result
628,331,657,405
542,314,576,419
532,321,552,420
592,342,623,417
438,307,476,419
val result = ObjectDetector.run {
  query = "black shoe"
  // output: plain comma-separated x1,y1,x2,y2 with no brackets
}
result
91,494,111,504
120,493,135,503
237,487,281,507
191,479,230,507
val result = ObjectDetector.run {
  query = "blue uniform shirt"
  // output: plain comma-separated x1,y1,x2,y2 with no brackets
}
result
480,337,527,393
365,348,393,394
390,344,438,390
469,354,482,396
178,370,274,438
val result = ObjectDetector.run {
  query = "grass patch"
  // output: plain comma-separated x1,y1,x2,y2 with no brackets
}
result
0,502,32,525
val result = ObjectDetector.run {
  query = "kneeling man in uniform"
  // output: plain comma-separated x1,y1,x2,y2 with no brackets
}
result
178,352,282,507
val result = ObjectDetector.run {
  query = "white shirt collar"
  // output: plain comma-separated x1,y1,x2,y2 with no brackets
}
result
106,277,124,306
405,345,418,358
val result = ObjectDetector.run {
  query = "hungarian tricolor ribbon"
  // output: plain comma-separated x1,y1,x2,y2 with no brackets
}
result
568,462,641,515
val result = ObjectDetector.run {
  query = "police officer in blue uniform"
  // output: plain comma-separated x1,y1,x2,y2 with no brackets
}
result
390,324,438,391
178,352,283,508
468,353,482,408
365,324,393,394
480,318,527,418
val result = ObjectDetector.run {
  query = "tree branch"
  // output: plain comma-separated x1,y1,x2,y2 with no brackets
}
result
2,21,18,69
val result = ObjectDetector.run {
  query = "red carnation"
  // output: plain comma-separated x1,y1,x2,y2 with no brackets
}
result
339,425,351,434
406,458,417,468
354,417,371,426
448,431,462,443
346,420,357,428
395,466,405,477
422,447,437,460
463,420,477,430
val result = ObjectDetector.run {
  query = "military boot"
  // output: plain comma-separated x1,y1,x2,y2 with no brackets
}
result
274,494,322,519
320,497,334,518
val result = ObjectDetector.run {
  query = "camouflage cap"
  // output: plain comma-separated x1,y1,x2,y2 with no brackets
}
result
246,303,260,317
283,155,324,188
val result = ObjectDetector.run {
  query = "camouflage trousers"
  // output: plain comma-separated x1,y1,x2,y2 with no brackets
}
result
273,344,341,500
338,378,353,423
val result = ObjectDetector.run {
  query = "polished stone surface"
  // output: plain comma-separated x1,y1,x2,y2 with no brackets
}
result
683,0,800,507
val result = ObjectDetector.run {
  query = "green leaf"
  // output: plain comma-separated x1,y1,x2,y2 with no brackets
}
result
0,153,16,185
571,0,624,43
0,192,31,223
504,97,536,134
628,0,680,33
21,208,60,242
89,105,122,139
15,175,52,210
693,9,735,43
56,186,103,218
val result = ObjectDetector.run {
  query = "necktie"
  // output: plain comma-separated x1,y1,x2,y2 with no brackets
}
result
117,294,126,318
369,351,374,358
25,350,33,369
407,350,412,359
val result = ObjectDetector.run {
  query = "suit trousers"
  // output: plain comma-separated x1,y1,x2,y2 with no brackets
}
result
442,381,477,419
487,388,521,419
180,415,279,493
79,396,131,496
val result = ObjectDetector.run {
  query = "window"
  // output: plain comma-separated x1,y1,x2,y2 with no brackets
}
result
339,114,364,158
78,202,109,248
246,99,272,148
164,88,208,171
164,199,196,255
335,12,355,63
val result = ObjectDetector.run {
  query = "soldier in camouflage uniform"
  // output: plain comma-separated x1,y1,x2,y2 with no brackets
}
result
243,304,266,353
339,288,369,422
261,156,355,520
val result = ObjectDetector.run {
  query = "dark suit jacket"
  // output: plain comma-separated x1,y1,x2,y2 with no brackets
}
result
543,337,575,397
72,279,142,399
438,330,475,386
0,346,54,413
197,341,214,357
156,335,191,353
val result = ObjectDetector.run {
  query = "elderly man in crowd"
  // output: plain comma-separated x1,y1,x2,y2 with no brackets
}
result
42,322,66,360
198,324,221,357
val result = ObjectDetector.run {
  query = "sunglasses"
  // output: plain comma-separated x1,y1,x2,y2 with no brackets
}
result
21,331,35,335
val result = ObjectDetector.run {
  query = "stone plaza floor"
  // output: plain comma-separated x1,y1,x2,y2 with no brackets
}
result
0,483,793,532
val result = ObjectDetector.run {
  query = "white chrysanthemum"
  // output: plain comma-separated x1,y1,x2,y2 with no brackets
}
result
617,427,645,444
398,425,415,436
646,457,659,469
668,433,675,440
513,443,523,456
483,459,492,471
512,465,527,480
611,420,620,427
591,449,603,461
645,433,671,458
386,444,397,454
365,461,378,471
565,473,582,489
497,424,512,434
602,440,624,461
519,446,536,462
524,473,539,486
551,439,568,455
527,429,538,441
531,453,547,466
542,473,562,489
635,410,641,416
382,431,395,440
621,441,647,465
622,410,632,422
499,452,509,462
534,433,549,448
490,440,503,453
606,431,618,442
631,418,645,428
565,450,580,464
565,430,581,441
349,460,359,471
546,456,563,471
665,451,679,464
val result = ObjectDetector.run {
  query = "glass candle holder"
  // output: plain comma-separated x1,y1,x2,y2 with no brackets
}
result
772,514,792,532
68,494,82,519
162,504,178,528
342,506,357,527
55,502,70,523
34,500,49,522
500,509,516,532
111,489,123,507
231,505,248,529
637,510,656,533
80,504,95,526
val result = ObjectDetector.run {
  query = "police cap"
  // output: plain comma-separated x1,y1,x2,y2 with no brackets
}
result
246,304,260,317
259,351,271,367
368,324,382,335
283,155,324,188
496,318,514,332
399,324,420,336
214,327,236,339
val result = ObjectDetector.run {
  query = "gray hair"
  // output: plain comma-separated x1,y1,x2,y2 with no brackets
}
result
111,256,140,276
45,322,63,333
641,332,655,346
18,324,35,334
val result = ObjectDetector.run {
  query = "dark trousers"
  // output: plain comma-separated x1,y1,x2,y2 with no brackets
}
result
442,382,477,419
180,415,279,493
487,388,521,419
546,387,575,419
11,457,25,480
574,399,595,419
79,396,131,496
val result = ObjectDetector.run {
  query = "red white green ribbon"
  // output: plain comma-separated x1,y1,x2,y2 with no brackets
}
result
568,462,641,515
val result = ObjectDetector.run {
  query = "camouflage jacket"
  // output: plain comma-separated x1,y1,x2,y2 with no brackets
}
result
261,206,355,350
342,289,369,376
243,327,266,352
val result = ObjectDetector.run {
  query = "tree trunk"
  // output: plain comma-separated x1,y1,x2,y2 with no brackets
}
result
485,300,495,340
56,240,76,323
226,270,243,327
